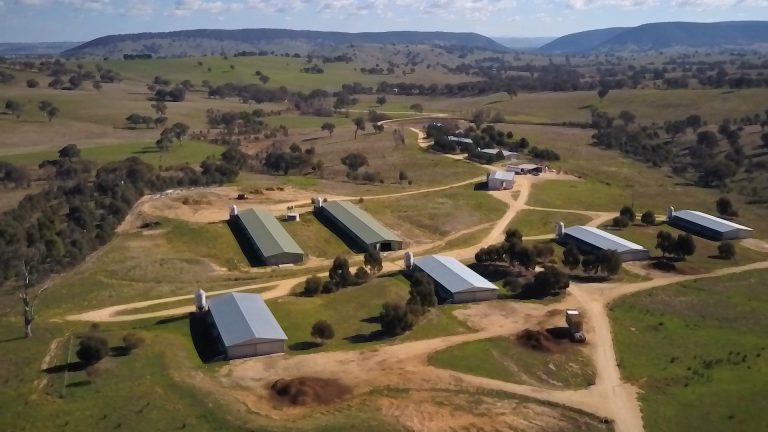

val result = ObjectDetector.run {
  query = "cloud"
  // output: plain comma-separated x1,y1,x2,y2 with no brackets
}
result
172,0,241,15
420,0,518,20
565,0,657,9
63,0,110,10
246,0,308,13
120,0,152,16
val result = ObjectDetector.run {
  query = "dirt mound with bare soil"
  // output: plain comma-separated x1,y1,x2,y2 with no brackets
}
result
270,377,351,406
516,328,563,354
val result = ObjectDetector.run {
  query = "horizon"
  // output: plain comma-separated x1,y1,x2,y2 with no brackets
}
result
1,0,768,43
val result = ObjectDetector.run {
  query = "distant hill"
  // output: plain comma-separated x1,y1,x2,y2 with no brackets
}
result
539,21,768,53
64,29,509,57
492,36,556,50
0,42,81,56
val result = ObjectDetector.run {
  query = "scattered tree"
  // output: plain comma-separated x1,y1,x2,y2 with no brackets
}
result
526,265,569,298
407,271,437,315
92,81,102,92
341,152,368,172
310,320,335,345
303,275,323,296
45,106,60,122
640,210,656,226
718,241,736,260
379,301,414,336
363,248,383,274
656,230,676,257
58,144,80,160
76,335,109,365
321,121,336,136
562,245,582,272
674,233,696,260
328,255,354,289
352,116,366,139
618,110,636,126
151,101,168,115
612,215,630,228
619,206,636,223
409,103,424,114
4,100,22,119
26,79,39,89
597,87,610,101
716,196,737,217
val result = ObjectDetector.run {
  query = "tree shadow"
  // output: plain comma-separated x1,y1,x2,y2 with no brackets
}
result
360,315,380,324
468,263,516,283
577,104,594,110
65,380,93,388
131,146,162,155
288,341,320,351
545,327,573,341
650,259,677,272
188,312,225,363
0,335,26,344
344,329,387,344
43,361,87,374
110,346,131,357
568,274,611,283
155,314,188,325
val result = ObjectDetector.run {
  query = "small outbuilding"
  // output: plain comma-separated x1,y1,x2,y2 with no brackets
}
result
207,293,287,359
230,207,304,266
557,225,649,262
667,208,753,241
479,148,518,161
506,163,543,175
487,171,516,191
315,200,403,252
413,255,498,303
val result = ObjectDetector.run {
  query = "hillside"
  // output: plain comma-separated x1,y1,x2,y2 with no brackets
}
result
64,29,509,57
0,42,81,56
539,21,768,53
492,36,556,49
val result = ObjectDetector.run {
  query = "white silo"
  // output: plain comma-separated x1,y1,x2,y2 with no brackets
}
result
314,197,324,208
667,206,675,221
230,205,238,217
195,289,207,312
555,222,565,238
404,251,414,270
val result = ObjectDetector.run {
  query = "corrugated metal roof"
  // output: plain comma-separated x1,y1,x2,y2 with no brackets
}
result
414,255,497,294
323,201,402,245
448,136,474,144
672,210,752,233
488,171,516,181
237,208,304,257
480,148,517,157
208,293,287,347
562,226,647,253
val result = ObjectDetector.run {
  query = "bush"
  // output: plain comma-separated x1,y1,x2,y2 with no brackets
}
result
379,302,415,337
76,335,109,365
640,210,656,226
619,206,636,223
310,320,335,344
612,215,630,228
303,275,323,296
123,332,145,351
718,241,736,260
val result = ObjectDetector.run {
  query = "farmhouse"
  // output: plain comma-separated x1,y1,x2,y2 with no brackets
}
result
557,225,650,262
207,293,287,359
479,148,518,161
230,207,304,266
315,200,403,252
413,255,498,303
487,170,516,191
667,207,753,241
506,163,543,175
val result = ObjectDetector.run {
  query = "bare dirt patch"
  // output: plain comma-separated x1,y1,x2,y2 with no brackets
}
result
269,377,351,406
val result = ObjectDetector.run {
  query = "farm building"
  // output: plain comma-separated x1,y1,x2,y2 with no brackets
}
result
315,200,403,252
506,163,543,175
413,255,498,303
557,225,649,262
230,207,304,266
207,293,287,359
487,171,516,191
667,208,753,241
448,136,474,146
479,148,518,161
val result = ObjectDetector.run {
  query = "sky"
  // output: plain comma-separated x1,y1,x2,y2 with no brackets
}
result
1,0,767,43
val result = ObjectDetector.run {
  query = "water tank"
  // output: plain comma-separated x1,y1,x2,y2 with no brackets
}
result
404,251,414,270
230,205,238,217
556,222,565,238
195,289,207,312
314,197,324,208
667,206,675,220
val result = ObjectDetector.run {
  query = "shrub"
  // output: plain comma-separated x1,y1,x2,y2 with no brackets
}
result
379,302,415,337
76,335,109,365
718,241,736,260
640,210,656,226
619,206,636,223
310,320,335,344
303,275,323,296
612,215,630,228
123,332,145,351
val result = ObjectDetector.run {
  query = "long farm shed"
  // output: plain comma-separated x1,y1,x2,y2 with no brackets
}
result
558,225,649,262
316,201,403,252
208,293,287,359
414,255,498,303
668,209,753,241
231,208,304,266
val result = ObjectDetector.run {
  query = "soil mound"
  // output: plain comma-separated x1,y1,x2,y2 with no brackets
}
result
270,377,351,406
516,328,563,353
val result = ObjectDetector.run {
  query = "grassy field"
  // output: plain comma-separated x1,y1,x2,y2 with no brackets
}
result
611,269,768,432
429,336,596,390
487,89,768,125
163,219,249,271
362,185,506,243
510,209,593,237
267,274,470,354
281,213,351,259
2,139,224,168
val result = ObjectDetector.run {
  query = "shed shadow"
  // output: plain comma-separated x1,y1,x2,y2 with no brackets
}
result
188,312,225,363
227,218,266,267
